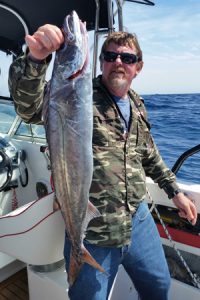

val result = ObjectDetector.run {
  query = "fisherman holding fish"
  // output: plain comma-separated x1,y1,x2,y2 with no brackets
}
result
9,11,197,300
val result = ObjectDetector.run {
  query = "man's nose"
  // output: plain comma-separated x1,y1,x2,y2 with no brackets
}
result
115,55,123,64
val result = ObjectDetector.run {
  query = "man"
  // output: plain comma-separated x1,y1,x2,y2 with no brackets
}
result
8,25,197,300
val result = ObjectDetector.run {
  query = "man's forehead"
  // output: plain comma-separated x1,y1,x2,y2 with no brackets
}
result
106,42,136,52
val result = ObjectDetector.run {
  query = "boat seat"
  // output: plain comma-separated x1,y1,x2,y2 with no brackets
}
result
0,192,65,265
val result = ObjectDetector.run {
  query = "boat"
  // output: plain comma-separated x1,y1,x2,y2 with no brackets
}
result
0,1,199,299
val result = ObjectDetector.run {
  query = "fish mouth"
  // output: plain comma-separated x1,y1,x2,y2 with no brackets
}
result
64,11,81,44
60,10,88,79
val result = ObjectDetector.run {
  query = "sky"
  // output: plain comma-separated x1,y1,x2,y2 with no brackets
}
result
121,0,200,94
0,0,200,95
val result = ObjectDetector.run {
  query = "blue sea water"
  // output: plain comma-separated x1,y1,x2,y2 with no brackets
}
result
142,93,200,185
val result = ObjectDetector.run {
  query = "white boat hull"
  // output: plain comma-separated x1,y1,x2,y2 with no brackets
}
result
27,264,200,300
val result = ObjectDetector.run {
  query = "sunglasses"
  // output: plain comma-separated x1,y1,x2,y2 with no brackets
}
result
102,51,140,64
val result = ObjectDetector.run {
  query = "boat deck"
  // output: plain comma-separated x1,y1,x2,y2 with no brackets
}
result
0,268,29,300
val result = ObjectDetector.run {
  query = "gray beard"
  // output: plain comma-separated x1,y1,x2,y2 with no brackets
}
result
109,77,127,89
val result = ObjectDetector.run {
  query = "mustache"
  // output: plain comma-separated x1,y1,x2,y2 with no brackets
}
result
111,67,125,73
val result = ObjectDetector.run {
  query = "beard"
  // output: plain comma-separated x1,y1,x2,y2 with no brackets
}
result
108,71,128,89
109,77,127,89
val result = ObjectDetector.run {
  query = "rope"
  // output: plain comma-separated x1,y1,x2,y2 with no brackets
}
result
146,187,200,289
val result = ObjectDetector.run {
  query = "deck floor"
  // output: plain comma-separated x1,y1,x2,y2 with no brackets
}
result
0,268,29,300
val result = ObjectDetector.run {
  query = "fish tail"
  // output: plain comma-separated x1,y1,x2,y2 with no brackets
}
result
68,245,105,287
82,245,105,273
68,252,83,287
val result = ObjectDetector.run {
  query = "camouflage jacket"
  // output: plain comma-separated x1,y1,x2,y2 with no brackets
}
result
9,54,179,247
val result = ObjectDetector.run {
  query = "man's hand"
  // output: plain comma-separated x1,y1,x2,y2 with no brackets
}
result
25,24,64,61
172,192,197,225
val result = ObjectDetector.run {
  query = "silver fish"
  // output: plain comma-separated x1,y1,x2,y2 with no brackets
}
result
43,11,104,286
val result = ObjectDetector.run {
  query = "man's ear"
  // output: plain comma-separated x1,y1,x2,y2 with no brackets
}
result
136,61,144,74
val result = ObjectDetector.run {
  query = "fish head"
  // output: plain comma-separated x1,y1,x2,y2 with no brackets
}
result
55,11,88,79
63,11,82,47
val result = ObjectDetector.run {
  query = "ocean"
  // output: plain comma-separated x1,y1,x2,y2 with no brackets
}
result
142,93,199,185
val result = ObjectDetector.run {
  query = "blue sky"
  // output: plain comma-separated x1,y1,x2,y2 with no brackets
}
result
0,0,200,95
121,0,200,94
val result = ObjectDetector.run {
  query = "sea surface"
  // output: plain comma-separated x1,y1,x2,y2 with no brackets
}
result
142,93,199,185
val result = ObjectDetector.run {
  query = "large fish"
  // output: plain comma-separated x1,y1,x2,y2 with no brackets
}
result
43,11,104,286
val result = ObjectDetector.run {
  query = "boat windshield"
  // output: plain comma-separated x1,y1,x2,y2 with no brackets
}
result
0,101,16,133
15,122,46,139
0,100,46,139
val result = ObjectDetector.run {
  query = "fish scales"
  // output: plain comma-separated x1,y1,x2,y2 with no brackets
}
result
43,11,104,286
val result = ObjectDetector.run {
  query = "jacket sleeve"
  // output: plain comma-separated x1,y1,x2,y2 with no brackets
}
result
8,53,52,124
131,92,180,198
142,134,179,198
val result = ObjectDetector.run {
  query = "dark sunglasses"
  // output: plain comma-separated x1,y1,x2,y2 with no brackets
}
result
102,51,140,64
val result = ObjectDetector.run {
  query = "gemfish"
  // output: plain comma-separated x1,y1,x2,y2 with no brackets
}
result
43,11,104,286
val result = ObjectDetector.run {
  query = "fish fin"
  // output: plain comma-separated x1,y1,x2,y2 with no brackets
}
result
68,245,105,287
87,200,101,218
53,194,61,212
82,200,101,231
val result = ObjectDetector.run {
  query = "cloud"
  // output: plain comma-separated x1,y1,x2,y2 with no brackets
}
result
122,1,200,93
123,1,200,49
1,0,200,95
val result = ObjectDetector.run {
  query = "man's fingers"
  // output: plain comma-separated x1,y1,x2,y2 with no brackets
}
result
33,31,55,51
25,25,64,55
178,208,197,225
36,26,64,50
25,35,42,50
190,203,198,225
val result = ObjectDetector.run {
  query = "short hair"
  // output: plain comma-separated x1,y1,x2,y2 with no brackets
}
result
99,31,143,62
